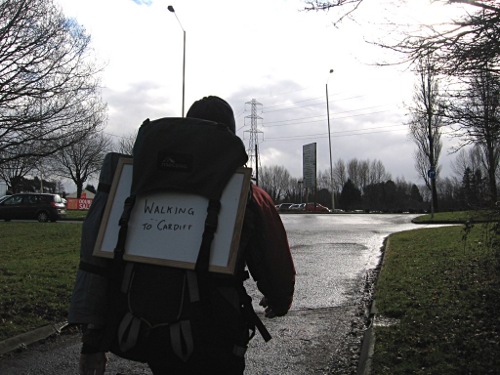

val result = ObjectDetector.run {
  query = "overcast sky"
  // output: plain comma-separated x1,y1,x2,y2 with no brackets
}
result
55,0,465,185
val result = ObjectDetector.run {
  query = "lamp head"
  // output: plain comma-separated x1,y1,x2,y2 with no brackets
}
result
168,5,175,12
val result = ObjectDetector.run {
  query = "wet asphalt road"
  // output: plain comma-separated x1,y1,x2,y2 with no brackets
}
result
0,214,433,374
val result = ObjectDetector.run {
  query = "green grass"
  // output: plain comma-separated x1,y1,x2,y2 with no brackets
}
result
372,223,500,374
65,210,88,220
0,222,81,341
413,209,499,223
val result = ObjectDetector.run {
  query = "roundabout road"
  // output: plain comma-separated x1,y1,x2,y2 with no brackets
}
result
0,214,435,374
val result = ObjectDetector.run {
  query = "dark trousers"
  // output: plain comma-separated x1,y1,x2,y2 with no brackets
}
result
144,324,246,375
147,351,245,375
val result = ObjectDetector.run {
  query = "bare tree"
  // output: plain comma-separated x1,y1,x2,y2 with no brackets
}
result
369,159,391,185
304,1,499,76
286,177,302,203
317,169,330,190
357,160,370,192
32,157,54,193
452,147,483,179
407,56,444,212
115,131,138,155
51,131,113,197
304,0,365,24
347,159,361,189
333,158,347,191
346,158,371,191
320,159,345,194
447,69,500,203
321,158,390,197
0,144,36,192
438,176,462,210
305,0,499,208
394,1,500,77
259,165,291,202
0,0,105,165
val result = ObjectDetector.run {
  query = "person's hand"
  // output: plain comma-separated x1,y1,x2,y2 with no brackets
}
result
259,297,277,318
260,297,290,318
79,352,107,375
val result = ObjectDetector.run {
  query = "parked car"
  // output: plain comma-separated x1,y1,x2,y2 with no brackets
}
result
304,202,331,213
276,202,294,212
0,193,66,222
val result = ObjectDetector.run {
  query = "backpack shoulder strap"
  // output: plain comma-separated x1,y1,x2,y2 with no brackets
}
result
195,199,221,272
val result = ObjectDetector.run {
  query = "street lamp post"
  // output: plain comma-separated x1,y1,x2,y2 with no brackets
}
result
168,5,186,117
326,69,335,211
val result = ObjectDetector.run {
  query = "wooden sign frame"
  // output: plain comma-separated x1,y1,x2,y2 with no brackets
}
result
93,157,251,274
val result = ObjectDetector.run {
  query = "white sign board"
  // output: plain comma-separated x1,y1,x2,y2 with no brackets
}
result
94,158,251,274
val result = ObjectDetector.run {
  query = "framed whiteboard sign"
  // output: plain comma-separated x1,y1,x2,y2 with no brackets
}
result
94,157,251,274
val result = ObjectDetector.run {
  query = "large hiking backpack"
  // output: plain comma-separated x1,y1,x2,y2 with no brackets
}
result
99,117,270,363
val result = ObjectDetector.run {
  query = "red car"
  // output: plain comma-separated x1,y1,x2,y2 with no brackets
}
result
304,203,331,213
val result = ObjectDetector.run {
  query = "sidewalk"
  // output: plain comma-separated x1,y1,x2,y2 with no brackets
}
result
0,322,68,356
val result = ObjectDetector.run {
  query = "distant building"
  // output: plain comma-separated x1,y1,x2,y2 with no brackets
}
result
65,189,95,210
66,189,96,199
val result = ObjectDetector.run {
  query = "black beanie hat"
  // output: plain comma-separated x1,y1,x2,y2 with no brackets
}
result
186,96,236,134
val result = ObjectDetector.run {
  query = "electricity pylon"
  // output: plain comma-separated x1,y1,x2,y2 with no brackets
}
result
243,98,263,183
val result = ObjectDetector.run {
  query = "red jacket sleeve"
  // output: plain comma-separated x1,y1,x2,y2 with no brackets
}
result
244,185,296,315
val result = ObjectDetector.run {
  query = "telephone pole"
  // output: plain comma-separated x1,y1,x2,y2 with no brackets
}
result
244,99,263,182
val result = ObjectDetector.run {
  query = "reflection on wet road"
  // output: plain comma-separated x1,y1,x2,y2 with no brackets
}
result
247,213,426,312
244,213,433,374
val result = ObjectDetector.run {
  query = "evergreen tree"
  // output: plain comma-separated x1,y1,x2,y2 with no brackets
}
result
339,179,362,211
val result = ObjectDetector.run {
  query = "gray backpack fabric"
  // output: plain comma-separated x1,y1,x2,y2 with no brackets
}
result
131,117,247,200
68,152,132,326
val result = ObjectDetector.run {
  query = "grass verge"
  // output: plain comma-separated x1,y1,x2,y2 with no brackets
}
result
0,222,81,342
64,210,88,220
412,209,499,223
371,222,500,374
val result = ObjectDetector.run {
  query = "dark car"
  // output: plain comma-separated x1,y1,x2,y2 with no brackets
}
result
0,193,66,222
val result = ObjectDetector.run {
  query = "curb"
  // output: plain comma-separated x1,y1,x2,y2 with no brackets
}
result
356,301,377,375
356,236,388,375
0,321,68,356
